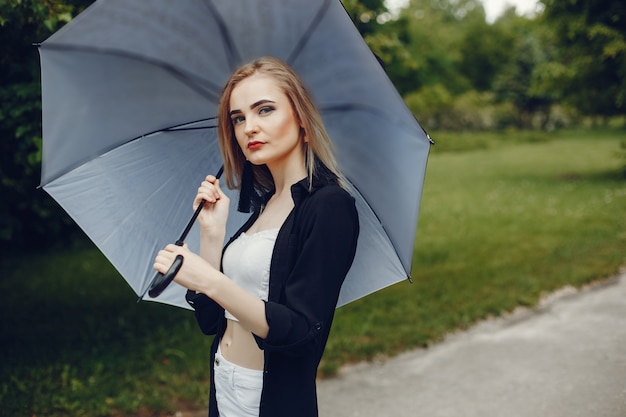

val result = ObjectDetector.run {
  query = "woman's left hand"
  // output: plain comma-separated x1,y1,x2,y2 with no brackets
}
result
153,244,216,294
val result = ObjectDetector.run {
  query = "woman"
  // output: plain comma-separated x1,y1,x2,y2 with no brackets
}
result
153,56,359,417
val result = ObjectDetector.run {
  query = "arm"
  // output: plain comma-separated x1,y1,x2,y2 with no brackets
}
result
198,228,225,269
187,206,262,335
158,174,267,336
157,244,269,337
195,175,229,268
181,174,229,335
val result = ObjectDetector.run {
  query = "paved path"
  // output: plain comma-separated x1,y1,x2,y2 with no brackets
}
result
179,271,626,417
317,271,626,417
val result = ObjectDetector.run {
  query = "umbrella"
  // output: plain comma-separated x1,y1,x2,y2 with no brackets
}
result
38,0,431,309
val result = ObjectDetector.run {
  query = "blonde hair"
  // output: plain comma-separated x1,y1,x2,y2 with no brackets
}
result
217,56,344,196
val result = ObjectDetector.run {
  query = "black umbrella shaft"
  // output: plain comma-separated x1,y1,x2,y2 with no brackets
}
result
174,165,223,246
138,166,223,301
175,201,205,246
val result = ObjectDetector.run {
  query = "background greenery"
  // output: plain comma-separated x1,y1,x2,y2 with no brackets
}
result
1,0,625,415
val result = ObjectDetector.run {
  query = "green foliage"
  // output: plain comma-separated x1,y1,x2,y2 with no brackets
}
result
538,0,626,115
492,29,554,129
387,0,567,130
405,84,453,129
363,26,419,94
406,87,523,131
392,0,474,95
0,0,94,251
459,19,516,91
341,0,388,35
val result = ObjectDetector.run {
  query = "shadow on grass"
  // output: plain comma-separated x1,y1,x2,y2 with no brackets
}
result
556,168,625,183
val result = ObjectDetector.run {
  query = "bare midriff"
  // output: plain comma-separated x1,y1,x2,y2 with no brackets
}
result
220,319,265,370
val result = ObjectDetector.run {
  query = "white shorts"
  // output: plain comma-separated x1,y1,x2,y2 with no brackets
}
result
214,344,264,417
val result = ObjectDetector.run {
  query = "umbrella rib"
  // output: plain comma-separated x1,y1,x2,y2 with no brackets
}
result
348,181,412,281
163,126,217,132
320,102,420,131
199,0,241,70
285,0,333,66
162,117,218,131
40,119,218,187
320,102,388,114
38,43,222,102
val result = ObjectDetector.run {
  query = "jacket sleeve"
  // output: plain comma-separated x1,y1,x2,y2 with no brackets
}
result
185,290,223,335
255,186,359,355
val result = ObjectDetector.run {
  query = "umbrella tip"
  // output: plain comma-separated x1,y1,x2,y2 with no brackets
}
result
137,285,150,303
406,275,414,284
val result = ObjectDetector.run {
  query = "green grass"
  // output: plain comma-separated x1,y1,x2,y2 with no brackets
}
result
0,247,213,416
2,128,625,416
322,128,626,372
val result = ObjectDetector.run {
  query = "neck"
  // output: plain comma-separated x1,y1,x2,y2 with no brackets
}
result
267,156,307,198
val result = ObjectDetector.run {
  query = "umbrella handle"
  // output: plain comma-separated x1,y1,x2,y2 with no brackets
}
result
137,166,224,302
147,254,184,298
137,204,201,301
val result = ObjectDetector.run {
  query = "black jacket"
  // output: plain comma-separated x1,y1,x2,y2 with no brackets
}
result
186,173,359,417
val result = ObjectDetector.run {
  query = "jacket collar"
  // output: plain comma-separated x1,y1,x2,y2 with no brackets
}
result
257,159,339,208
290,162,338,206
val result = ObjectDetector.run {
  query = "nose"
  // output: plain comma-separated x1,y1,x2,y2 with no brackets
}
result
244,117,259,136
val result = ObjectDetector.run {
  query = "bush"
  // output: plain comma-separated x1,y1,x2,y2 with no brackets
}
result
406,87,521,131
405,85,585,132
404,84,453,131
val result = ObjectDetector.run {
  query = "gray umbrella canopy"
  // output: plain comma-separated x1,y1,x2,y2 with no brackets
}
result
39,0,431,309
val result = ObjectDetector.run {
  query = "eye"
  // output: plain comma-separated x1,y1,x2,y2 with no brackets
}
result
231,115,245,125
259,106,275,115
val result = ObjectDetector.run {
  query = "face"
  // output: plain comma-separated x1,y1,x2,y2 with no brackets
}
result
228,72,304,171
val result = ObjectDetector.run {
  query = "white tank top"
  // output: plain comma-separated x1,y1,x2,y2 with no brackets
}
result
221,228,279,321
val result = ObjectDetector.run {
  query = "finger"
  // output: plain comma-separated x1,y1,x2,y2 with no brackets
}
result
153,257,168,273
193,191,209,210
213,179,227,198
155,251,172,264
199,182,220,203
164,244,180,253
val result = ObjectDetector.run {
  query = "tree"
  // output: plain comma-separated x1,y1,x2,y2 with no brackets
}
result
538,0,626,117
365,14,423,95
459,18,516,91
341,0,421,96
341,0,389,36
0,0,94,251
491,15,558,129
386,0,489,96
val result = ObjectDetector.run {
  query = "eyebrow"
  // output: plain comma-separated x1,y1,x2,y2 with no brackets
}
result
229,99,276,116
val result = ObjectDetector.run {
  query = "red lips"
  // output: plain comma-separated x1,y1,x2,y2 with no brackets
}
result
247,141,264,150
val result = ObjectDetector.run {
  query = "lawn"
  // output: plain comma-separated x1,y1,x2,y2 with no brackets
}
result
1,128,624,416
